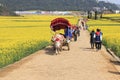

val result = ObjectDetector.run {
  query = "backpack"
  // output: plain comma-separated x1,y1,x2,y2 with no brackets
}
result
95,32,101,42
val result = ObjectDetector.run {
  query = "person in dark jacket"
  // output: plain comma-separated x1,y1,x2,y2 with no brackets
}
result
73,28,78,41
76,27,80,37
90,30,95,49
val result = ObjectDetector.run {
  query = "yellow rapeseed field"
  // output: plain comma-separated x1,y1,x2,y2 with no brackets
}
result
0,15,78,68
87,14,120,57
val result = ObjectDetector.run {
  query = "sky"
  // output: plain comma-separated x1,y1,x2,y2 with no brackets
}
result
99,0,120,4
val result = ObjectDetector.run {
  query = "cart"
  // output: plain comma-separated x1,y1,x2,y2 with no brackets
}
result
50,18,71,54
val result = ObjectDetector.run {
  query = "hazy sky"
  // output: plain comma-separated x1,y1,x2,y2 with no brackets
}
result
99,0,120,4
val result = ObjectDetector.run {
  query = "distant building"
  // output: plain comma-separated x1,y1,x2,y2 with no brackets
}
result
15,11,72,15
15,11,37,15
113,10,120,14
103,10,113,14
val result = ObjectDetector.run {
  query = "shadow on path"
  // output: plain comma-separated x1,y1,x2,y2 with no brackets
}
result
44,47,55,55
108,71,120,75
81,47,97,52
110,60,120,66
44,46,70,56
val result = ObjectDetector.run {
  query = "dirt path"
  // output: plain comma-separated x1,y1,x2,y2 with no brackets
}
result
0,30,120,80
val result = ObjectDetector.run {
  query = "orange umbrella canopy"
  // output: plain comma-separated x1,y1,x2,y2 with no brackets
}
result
50,18,71,31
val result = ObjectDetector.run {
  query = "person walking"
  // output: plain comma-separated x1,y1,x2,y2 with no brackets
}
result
73,28,78,41
95,29,103,50
90,29,95,49
76,27,80,37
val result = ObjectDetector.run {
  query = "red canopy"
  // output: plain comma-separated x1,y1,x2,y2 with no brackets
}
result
50,18,71,31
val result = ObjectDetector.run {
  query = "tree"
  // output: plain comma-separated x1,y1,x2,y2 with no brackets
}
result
95,11,98,20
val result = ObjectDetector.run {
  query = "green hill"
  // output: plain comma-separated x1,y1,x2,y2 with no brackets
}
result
0,0,119,11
